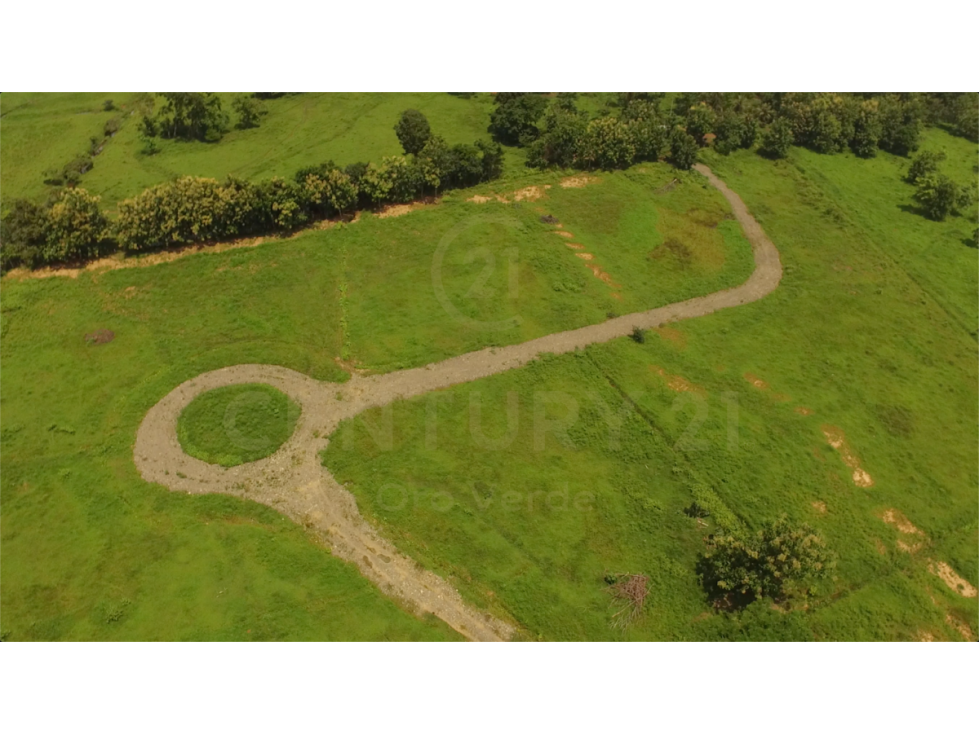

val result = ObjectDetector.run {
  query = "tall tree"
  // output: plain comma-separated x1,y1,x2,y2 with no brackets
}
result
394,110,432,155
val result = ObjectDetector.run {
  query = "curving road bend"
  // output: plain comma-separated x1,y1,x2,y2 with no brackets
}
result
133,164,782,641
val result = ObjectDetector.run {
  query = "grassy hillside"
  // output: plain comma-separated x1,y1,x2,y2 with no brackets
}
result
0,161,752,640
324,130,979,641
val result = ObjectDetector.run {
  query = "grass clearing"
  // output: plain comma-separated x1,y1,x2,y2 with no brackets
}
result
177,384,300,467
324,130,978,640
0,157,750,639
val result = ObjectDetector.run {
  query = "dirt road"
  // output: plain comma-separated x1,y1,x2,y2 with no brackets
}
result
133,164,782,641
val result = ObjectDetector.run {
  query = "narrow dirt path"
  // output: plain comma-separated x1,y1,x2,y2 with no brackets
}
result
133,164,782,641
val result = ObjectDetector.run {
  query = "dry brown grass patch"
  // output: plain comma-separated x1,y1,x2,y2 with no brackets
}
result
650,365,705,395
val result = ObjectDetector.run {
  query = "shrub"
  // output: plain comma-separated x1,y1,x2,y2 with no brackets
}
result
115,176,232,251
233,95,266,129
579,117,636,170
953,94,979,142
445,144,484,188
878,94,922,155
630,326,645,343
0,199,50,270
103,117,122,137
153,93,228,142
102,99,115,112
760,117,794,159
359,156,423,206
45,188,111,263
294,160,339,184
913,173,959,221
303,170,358,218
528,107,588,169
418,135,452,193
475,140,504,181
697,516,835,606
905,150,946,185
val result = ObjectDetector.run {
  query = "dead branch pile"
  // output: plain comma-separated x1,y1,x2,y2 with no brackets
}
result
605,573,650,628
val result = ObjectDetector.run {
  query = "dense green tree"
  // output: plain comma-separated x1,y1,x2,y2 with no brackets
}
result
905,150,946,185
233,95,266,129
913,173,959,221
394,109,431,155
445,144,484,188
669,128,699,170
760,117,794,159
527,107,588,168
303,169,358,217
45,188,110,262
154,93,228,142
953,93,979,142
714,112,758,154
475,140,504,180
294,160,339,184
489,94,547,146
418,135,452,193
878,94,922,155
849,98,882,158
697,516,835,606
580,117,636,169
0,199,50,270
685,103,716,145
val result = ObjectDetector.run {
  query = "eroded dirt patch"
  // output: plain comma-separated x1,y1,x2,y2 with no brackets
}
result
744,372,769,390
84,329,115,345
560,175,596,189
654,326,687,349
929,561,978,598
575,252,594,261
946,614,975,640
513,185,549,202
650,365,705,394
880,508,922,536
795,406,814,416
586,263,622,289
822,425,874,487
377,199,438,218
565,242,585,250
554,231,574,238
811,501,827,514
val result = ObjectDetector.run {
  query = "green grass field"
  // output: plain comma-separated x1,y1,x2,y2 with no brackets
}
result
1,93,530,210
0,154,751,640
177,384,301,467
1,93,975,641
324,127,979,640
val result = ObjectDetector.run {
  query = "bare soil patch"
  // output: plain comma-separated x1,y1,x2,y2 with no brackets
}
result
585,263,622,289
650,365,705,395
654,326,687,349
84,329,115,345
929,561,978,597
560,175,596,189
822,425,874,487
575,253,594,261
795,406,814,416
744,372,769,390
553,231,574,238
880,508,923,535
377,198,438,219
811,500,827,514
946,614,975,640
565,243,585,250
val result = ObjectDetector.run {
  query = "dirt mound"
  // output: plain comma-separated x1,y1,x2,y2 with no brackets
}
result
84,329,115,345
540,214,560,224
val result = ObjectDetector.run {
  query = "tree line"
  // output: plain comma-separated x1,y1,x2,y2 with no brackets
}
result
0,109,503,270
489,92,977,170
